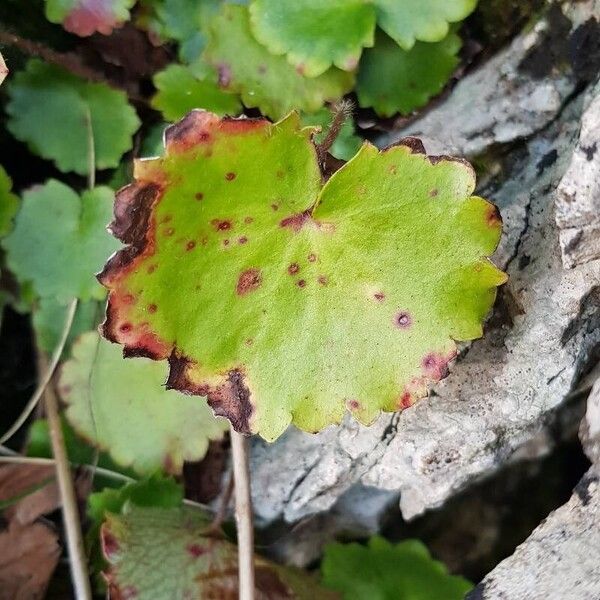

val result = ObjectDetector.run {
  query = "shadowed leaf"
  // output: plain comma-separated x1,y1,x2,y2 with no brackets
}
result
98,110,506,441
203,5,354,119
44,0,135,36
357,30,461,117
6,60,140,175
152,63,242,122
59,331,228,474
321,536,472,599
2,180,121,303
0,166,19,238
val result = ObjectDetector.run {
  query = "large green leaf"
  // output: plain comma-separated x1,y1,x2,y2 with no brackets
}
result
0,166,19,238
2,180,120,303
44,0,135,36
102,505,336,599
203,5,354,119
357,31,461,117
152,64,242,122
373,0,478,49
59,331,228,474
6,60,140,175
321,536,472,599
249,0,375,77
98,111,505,441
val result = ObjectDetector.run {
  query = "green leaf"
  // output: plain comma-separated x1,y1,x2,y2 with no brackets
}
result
44,0,135,36
32,297,100,356
87,474,183,591
0,166,19,238
101,505,337,599
2,180,121,303
357,30,461,118
152,64,242,122
6,60,140,175
373,0,478,49
88,475,183,527
150,0,221,63
249,0,375,77
300,109,362,162
59,331,228,474
321,536,473,599
98,111,506,441
203,5,354,119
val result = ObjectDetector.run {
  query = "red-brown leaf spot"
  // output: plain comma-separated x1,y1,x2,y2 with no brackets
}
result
186,543,207,558
373,292,385,302
186,240,196,251
288,263,300,275
307,253,317,262
211,219,232,231
238,236,248,244
297,279,306,288
236,268,262,295
395,311,412,329
195,192,204,201
225,172,236,181
317,275,328,286
147,304,157,314
486,204,502,228
346,399,361,411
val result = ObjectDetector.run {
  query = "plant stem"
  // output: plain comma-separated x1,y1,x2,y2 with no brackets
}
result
0,29,108,84
230,425,255,600
38,351,92,600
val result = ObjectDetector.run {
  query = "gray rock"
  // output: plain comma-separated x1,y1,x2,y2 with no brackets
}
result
467,465,600,600
556,85,600,268
250,2,600,526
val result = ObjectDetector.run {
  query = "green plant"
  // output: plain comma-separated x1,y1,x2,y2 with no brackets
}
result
0,1,505,598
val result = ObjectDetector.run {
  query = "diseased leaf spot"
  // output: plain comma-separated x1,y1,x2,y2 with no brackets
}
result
245,338,254,346
238,236,248,244
102,530,120,560
374,292,385,302
421,352,452,381
486,204,501,228
195,192,204,201
123,294,136,305
236,268,262,295
388,165,397,174
280,209,311,232
211,219,232,231
308,253,317,262
147,264,157,274
186,543,207,558
164,227,175,236
346,399,361,410
318,275,328,286
395,311,412,328
148,304,157,314
119,322,133,333
186,240,196,251
297,279,306,288
276,170,284,179
223,239,230,247
225,172,236,181
244,216,254,224
271,202,280,211
288,263,300,275
160,215,172,224
429,189,439,197
398,391,413,409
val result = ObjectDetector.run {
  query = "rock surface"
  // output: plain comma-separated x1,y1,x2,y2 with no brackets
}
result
467,464,600,599
250,2,600,529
